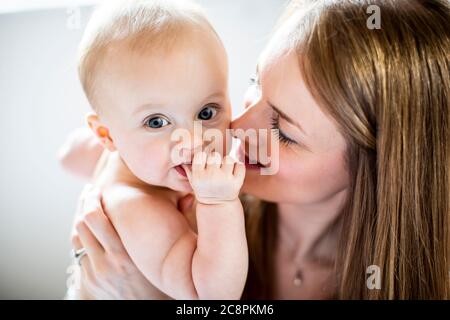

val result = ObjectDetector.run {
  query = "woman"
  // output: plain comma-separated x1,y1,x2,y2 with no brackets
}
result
69,0,450,299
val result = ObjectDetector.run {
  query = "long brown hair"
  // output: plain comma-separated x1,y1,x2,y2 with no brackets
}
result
243,0,450,299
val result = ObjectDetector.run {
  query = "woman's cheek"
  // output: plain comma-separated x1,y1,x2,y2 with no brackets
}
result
321,154,349,191
302,156,349,202
276,155,336,203
275,155,307,188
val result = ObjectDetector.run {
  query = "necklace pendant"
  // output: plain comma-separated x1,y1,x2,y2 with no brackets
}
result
293,270,303,287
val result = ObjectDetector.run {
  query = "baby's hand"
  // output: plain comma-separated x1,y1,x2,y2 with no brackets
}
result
183,151,245,205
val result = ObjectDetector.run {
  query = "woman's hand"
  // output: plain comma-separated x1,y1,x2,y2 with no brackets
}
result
70,185,169,299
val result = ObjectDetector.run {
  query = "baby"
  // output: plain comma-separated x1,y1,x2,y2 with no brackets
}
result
63,0,248,299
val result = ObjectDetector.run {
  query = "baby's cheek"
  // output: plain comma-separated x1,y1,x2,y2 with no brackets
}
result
140,145,172,180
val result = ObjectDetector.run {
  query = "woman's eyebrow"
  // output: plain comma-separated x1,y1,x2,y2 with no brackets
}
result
269,103,307,135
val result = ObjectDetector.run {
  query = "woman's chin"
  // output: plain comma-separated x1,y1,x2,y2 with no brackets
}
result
241,174,262,196
241,174,279,202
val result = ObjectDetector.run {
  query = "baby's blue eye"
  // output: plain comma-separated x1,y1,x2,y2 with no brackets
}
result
146,116,170,128
197,105,217,121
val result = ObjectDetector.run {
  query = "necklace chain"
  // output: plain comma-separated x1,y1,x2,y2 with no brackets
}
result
278,221,305,288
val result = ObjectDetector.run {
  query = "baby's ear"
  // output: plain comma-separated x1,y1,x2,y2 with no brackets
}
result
86,113,116,152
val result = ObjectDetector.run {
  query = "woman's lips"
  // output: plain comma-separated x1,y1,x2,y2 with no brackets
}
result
244,156,263,170
238,145,265,170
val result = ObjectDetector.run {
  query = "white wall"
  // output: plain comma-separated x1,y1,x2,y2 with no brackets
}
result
0,0,286,299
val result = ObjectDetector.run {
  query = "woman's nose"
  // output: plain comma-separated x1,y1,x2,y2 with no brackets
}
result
231,102,261,133
243,82,261,110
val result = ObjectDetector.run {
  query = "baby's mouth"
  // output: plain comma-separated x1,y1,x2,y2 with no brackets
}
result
174,164,190,178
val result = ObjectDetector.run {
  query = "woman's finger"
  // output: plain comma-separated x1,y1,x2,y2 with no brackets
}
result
71,184,93,238
82,189,126,255
79,255,100,297
71,233,83,251
76,220,104,268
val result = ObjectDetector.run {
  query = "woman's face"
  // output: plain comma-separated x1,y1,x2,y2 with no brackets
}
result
231,50,350,206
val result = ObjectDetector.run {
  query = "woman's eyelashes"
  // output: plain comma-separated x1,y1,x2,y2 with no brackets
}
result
249,74,261,87
270,112,298,146
144,114,171,129
246,76,262,105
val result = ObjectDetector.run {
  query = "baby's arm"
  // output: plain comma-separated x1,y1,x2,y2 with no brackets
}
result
183,152,248,300
102,151,247,300
102,185,199,299
58,127,104,179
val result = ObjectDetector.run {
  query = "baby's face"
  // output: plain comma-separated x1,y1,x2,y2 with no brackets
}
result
95,29,231,193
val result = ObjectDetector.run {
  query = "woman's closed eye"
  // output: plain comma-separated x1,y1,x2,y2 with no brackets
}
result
144,115,171,129
270,112,298,147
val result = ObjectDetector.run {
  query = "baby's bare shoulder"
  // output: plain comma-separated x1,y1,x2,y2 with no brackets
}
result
101,184,180,222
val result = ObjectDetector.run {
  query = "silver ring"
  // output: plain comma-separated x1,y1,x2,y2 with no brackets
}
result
72,248,87,266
